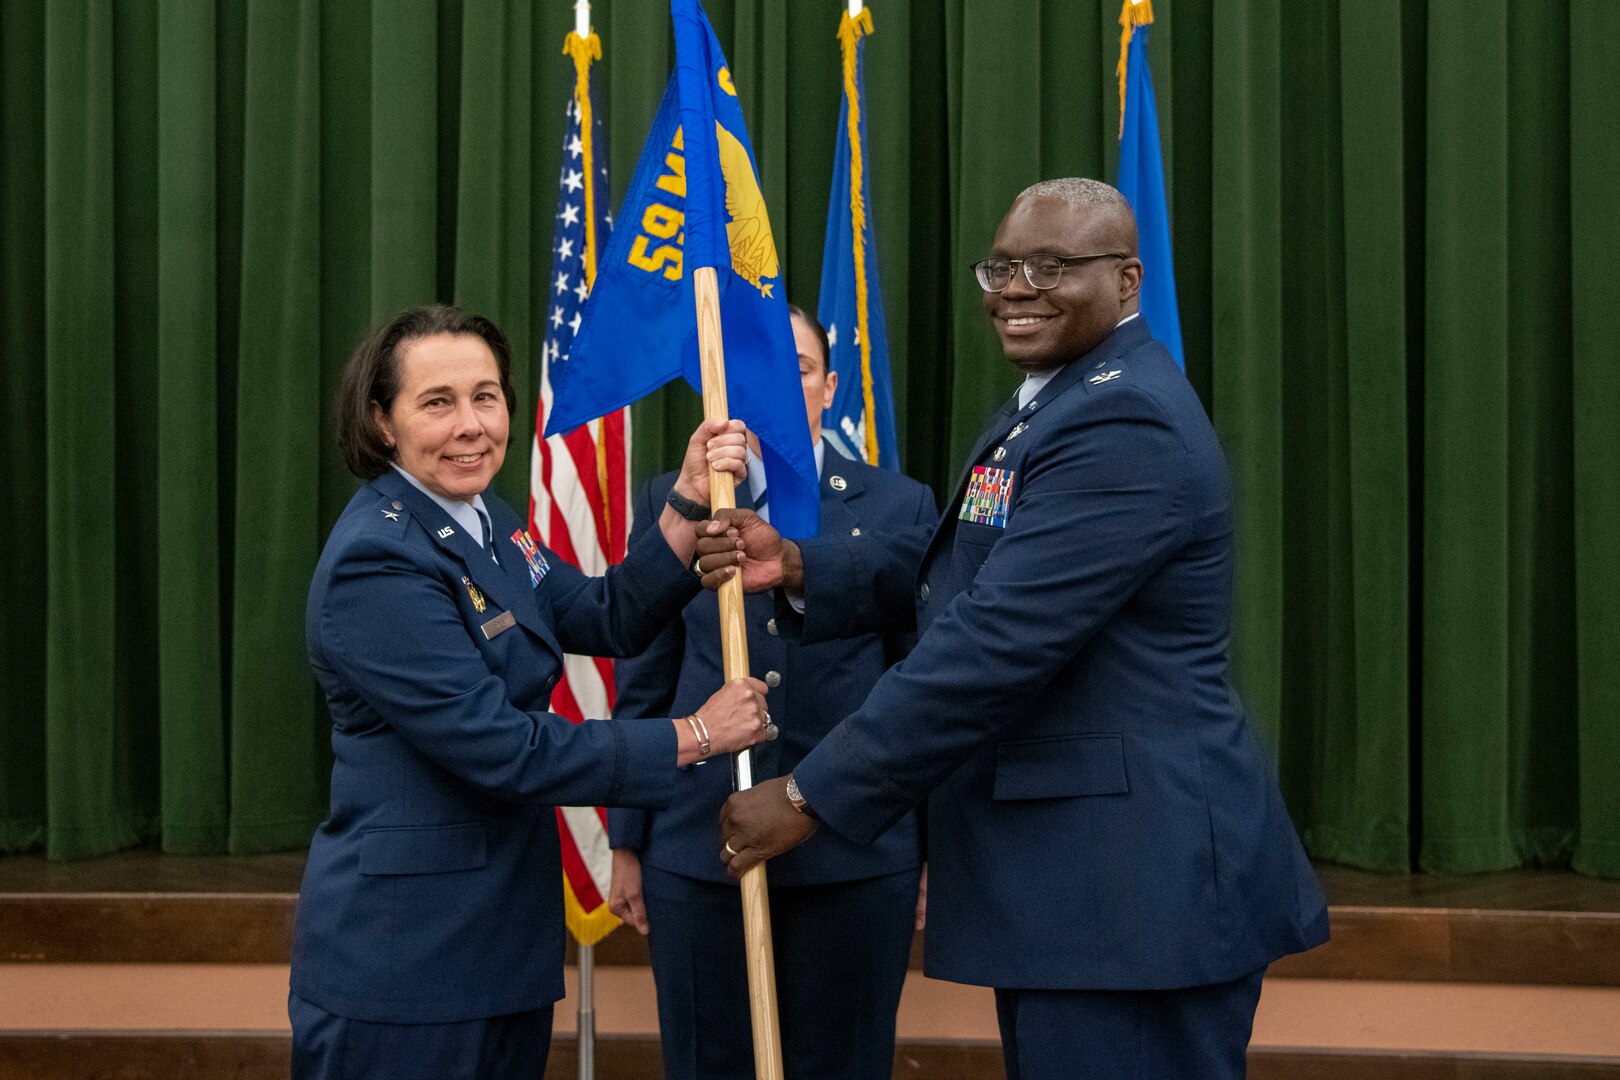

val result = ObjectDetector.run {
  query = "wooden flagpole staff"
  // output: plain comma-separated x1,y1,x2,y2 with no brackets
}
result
693,265,786,1080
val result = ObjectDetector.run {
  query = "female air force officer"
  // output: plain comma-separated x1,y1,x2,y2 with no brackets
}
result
290,304,768,1080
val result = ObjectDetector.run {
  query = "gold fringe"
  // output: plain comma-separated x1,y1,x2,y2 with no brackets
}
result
562,30,613,538
563,31,603,292
556,36,620,947
563,871,622,946
837,7,880,466
1116,0,1154,140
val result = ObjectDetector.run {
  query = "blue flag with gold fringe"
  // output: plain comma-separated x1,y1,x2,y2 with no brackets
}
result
1115,0,1185,369
818,7,899,470
547,0,819,540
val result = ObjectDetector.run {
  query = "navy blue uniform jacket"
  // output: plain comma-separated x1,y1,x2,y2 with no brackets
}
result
293,468,696,1024
608,455,937,886
788,318,1330,990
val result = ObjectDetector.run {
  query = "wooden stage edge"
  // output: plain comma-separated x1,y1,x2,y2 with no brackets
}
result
4,852,1620,986
2,1032,1618,1080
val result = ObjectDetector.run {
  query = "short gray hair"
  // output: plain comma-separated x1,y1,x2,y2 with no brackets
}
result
1018,177,1135,220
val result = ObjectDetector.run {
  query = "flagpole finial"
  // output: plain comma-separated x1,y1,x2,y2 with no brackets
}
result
838,4,874,44
848,0,863,17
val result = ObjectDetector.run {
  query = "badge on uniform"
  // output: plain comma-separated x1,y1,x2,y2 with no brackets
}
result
959,466,1014,528
462,576,487,613
510,529,550,586
480,610,516,640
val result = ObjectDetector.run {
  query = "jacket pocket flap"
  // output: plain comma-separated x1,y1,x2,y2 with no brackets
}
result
359,823,488,876
993,734,1128,801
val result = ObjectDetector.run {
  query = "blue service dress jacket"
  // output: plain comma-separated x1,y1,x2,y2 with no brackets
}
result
292,467,695,1024
608,452,938,886
785,317,1330,991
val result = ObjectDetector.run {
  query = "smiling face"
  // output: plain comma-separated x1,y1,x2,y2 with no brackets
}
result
792,311,837,445
982,195,1143,373
373,332,510,502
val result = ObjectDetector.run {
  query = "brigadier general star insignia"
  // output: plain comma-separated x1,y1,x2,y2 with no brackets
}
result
381,508,400,521
1090,370,1121,384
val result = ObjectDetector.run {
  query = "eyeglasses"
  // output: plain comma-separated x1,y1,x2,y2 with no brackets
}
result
971,252,1126,293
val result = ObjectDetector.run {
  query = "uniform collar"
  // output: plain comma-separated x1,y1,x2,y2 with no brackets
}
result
390,463,495,549
1015,311,1142,411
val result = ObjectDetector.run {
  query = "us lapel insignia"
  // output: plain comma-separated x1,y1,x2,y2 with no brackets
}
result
1090,370,1121,384
1005,422,1028,441
829,475,847,491
510,529,551,587
437,526,455,539
462,576,487,613
992,446,1007,462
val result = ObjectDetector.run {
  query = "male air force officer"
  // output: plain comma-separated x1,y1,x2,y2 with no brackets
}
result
702,180,1329,1080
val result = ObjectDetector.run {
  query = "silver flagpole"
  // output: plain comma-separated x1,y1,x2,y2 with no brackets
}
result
578,941,596,1080
569,2,600,1078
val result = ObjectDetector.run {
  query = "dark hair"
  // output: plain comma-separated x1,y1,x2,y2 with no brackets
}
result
786,303,831,375
336,304,517,479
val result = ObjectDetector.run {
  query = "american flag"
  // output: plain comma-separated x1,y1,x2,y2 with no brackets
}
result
528,30,628,947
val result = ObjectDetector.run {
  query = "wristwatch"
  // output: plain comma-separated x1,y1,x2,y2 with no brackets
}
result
785,774,819,819
666,487,711,521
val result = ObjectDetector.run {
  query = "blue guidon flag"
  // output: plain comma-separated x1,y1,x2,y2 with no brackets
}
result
818,6,900,469
546,0,820,541
1115,0,1185,369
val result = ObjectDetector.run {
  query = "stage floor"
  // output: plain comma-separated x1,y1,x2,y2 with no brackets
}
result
4,851,1619,1078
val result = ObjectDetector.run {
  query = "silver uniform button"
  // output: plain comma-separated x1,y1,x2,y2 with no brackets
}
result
767,618,778,636
851,527,861,536
765,670,782,688
919,583,931,602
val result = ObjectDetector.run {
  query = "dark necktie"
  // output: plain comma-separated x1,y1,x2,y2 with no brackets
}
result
479,509,499,565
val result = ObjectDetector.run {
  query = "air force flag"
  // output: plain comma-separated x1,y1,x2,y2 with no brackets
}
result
547,0,820,540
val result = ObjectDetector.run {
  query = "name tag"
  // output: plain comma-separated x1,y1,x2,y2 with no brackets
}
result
481,610,516,640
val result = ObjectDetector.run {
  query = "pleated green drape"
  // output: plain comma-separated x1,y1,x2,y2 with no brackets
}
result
1,0,1615,876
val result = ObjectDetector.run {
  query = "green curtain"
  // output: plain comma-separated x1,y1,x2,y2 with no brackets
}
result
1,0,1615,876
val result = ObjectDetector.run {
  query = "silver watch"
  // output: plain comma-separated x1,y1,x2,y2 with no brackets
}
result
785,774,814,817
